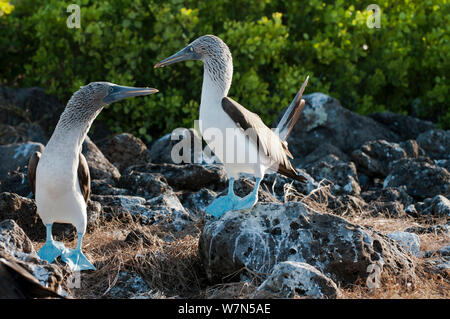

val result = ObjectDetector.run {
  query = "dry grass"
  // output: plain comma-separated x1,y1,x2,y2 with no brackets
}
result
30,189,448,299
66,215,448,299
341,263,449,299
203,281,260,299
347,214,449,254
280,179,332,213
341,214,449,299
64,218,206,298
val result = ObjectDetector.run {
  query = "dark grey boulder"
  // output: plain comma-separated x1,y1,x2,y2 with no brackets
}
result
435,159,450,171
0,219,70,297
91,194,149,223
0,122,47,146
361,187,413,208
92,192,190,231
149,128,204,165
383,157,450,200
125,163,227,192
327,194,369,216
369,201,407,217
146,192,191,231
0,87,64,137
0,142,46,197
422,245,450,273
305,156,361,196
436,246,450,258
0,142,44,181
386,231,421,257
417,129,450,160
199,202,415,285
0,169,30,197
0,192,99,241
401,139,424,158
368,112,435,141
405,223,449,235
179,188,217,217
420,195,450,217
82,136,120,183
118,172,171,199
351,140,422,177
0,219,35,257
255,261,342,299
0,192,42,241
296,143,349,168
91,179,130,196
361,187,414,217
104,271,152,299
99,133,151,172
279,93,399,158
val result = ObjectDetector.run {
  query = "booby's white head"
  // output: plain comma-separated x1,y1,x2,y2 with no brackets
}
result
57,82,158,136
154,35,233,93
154,35,231,65
72,82,158,110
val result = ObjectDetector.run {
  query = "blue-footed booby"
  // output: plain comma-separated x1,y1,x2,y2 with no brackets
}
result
28,82,158,271
155,35,308,218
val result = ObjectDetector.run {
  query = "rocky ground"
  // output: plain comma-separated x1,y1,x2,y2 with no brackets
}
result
0,87,448,299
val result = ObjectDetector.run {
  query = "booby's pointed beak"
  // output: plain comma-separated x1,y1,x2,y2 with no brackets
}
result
154,46,201,68
103,85,158,104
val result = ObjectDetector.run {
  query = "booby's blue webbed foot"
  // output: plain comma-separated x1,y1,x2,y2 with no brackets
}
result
61,232,95,271
234,193,259,211
205,194,238,218
233,178,262,211
38,224,67,263
38,240,67,263
205,177,239,218
61,248,96,271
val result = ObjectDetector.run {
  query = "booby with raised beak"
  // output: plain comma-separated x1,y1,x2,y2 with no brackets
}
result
28,82,158,271
155,35,308,218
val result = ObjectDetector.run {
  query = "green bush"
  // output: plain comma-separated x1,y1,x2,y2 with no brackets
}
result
0,0,448,142
0,0,14,16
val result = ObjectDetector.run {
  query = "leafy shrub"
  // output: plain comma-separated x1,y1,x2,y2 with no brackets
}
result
0,0,14,16
0,0,448,142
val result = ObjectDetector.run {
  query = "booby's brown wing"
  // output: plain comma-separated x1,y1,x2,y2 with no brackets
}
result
0,258,65,299
221,97,306,183
28,151,91,202
77,153,90,203
27,151,41,195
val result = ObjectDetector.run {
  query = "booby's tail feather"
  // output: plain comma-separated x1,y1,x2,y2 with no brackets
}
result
276,164,307,183
276,76,309,141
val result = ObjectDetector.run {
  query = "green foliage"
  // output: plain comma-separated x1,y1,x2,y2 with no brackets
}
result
0,0,14,17
0,0,448,142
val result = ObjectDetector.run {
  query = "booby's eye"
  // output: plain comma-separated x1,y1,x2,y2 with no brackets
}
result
189,46,193,52
109,87,114,93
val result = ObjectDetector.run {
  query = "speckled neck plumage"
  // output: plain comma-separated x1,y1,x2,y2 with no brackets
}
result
203,44,233,96
49,88,103,150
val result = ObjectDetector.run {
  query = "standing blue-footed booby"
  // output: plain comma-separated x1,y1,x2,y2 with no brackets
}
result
28,82,158,271
155,35,308,218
